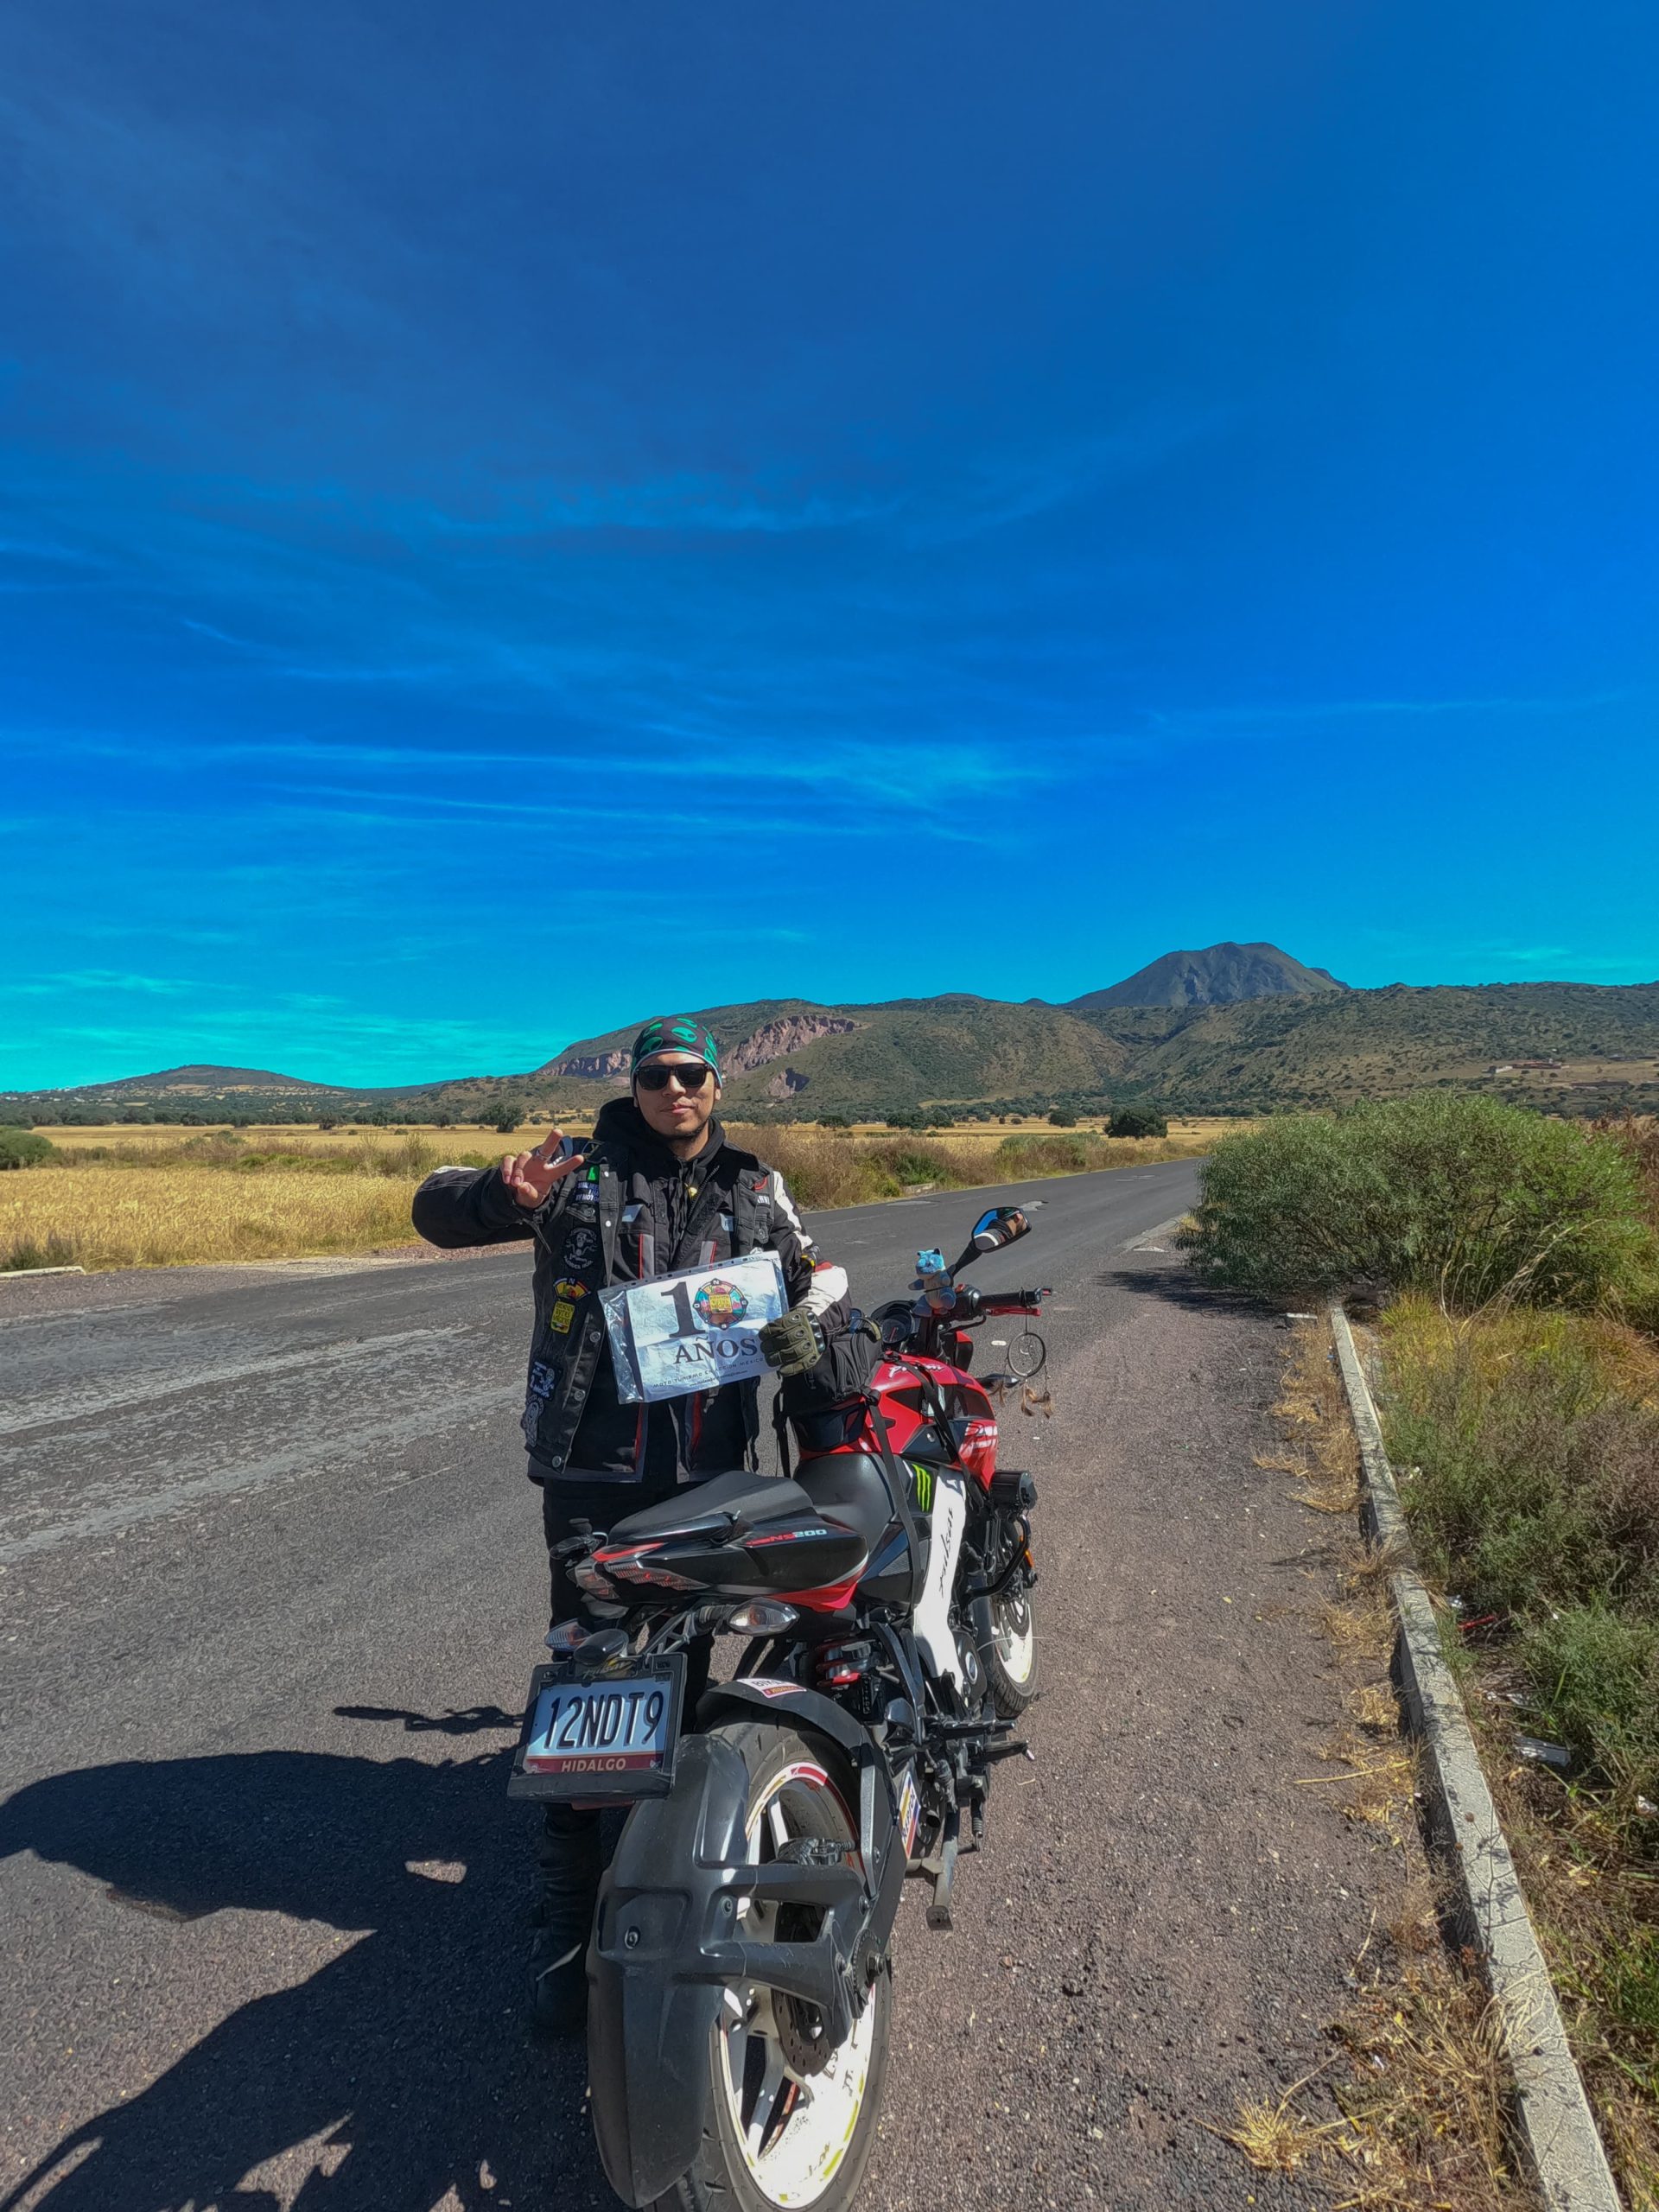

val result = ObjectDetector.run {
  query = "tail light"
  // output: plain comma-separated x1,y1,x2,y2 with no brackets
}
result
728,1599,800,1634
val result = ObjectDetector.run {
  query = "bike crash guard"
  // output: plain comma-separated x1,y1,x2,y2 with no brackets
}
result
588,1693,907,2207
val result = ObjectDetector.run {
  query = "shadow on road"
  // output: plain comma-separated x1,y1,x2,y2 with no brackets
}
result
1100,1260,1281,1319
0,1710,613,2212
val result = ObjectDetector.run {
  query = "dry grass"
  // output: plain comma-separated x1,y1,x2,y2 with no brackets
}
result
1213,2070,1351,2172
1,1114,1209,1274
1475,1712,1659,2206
0,1167,421,1271
1219,1319,1534,2209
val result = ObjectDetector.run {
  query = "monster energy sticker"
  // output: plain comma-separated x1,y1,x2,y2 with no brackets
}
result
909,1460,936,1512
601,1252,786,1404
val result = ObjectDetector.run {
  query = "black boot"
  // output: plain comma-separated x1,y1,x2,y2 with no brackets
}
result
528,1804,601,2037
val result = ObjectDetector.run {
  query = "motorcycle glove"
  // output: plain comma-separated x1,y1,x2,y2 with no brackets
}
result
758,1308,826,1377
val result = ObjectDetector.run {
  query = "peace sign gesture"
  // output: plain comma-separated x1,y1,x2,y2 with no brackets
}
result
499,1129,588,1211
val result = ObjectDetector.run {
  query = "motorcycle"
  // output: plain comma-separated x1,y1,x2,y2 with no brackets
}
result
509,1204,1048,2212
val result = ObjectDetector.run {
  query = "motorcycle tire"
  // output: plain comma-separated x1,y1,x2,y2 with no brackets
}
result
987,1583,1040,1717
648,1718,892,2212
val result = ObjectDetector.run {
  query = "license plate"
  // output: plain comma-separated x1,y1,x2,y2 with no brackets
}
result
507,1654,685,1802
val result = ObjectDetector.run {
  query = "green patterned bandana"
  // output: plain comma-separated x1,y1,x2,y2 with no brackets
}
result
631,1014,722,1084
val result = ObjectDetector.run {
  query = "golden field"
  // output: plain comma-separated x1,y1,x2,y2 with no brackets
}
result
0,1167,422,1273
2,1117,1224,1273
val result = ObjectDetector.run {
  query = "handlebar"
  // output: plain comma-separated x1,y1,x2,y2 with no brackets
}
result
965,1287,1049,1316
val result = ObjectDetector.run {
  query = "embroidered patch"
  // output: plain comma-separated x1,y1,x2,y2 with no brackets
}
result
563,1226,599,1270
550,1277,588,1332
522,1357,561,1443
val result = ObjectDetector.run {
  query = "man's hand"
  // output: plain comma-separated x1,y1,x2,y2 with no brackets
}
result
499,1129,588,1211
759,1308,826,1377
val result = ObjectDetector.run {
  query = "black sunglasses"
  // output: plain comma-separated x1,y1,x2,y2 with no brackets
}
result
635,1061,715,1092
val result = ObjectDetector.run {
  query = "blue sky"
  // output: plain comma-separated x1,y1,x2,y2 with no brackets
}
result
4,1,1656,1088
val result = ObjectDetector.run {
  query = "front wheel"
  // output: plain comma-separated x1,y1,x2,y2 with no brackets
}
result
650,1719,892,2212
987,1581,1040,1715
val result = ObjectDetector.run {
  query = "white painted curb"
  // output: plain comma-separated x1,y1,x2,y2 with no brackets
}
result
1327,1305,1623,2212
1123,1212,1190,1251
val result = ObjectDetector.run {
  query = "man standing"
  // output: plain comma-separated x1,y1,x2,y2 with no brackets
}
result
411,1015,849,2031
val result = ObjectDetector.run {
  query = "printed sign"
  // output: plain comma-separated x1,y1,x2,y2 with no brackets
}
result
601,1252,786,1404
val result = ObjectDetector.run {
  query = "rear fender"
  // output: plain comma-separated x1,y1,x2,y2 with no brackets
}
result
588,1716,897,2208
699,1677,909,1969
588,1732,747,2207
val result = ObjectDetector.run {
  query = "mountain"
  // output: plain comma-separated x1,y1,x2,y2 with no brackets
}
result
1084,981,1659,1113
540,996,1128,1111
10,968,1658,1125
1069,942,1349,1011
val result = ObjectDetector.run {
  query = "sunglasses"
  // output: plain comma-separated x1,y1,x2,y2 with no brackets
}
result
635,1061,715,1092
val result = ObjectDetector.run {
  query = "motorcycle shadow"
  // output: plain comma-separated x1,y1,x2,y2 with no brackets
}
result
0,1710,613,2212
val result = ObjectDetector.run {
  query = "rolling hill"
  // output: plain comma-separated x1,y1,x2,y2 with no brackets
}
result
7,959,1657,1123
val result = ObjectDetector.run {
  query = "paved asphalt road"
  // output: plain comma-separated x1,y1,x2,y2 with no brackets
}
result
0,1160,1383,2212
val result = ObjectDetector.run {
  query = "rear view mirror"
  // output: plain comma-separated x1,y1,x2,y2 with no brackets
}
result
969,1206,1031,1254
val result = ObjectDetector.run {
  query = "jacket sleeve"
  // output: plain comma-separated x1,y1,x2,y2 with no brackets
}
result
767,1170,875,1416
765,1171,850,1324
410,1164,539,1249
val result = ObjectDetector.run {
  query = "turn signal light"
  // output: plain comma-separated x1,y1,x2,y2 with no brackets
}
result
727,1600,800,1634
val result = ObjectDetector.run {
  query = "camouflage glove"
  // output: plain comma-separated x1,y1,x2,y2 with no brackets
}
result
758,1308,826,1377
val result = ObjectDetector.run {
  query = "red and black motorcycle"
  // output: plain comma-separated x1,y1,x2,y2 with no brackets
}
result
510,1205,1046,2212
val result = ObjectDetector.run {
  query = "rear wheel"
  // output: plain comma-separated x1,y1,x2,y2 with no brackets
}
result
987,1581,1039,1716
649,1719,891,2212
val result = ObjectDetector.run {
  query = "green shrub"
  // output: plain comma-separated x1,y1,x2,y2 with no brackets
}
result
1181,1093,1653,1310
1382,1299,1659,1808
0,1128,57,1170
1523,1605,1659,1801
1047,1109,1077,1128
1108,1106,1168,1139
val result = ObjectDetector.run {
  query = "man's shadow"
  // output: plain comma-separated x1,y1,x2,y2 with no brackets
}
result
1,1707,614,2212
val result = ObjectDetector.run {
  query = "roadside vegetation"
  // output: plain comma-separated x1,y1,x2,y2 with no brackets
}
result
0,1117,1209,1273
1183,1096,1659,2201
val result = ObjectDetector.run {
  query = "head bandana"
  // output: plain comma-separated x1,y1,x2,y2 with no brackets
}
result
631,1014,722,1084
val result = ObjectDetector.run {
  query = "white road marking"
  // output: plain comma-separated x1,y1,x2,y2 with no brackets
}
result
0,1327,464,1438
0,1382,519,1563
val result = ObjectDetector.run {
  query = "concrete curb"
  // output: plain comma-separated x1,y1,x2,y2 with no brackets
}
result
1123,1212,1190,1251
1326,1304,1623,2212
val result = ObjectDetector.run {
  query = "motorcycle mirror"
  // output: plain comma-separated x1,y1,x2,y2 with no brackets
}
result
953,1205,1033,1274
971,1205,1032,1253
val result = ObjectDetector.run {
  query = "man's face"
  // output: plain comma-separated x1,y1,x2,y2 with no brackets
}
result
633,1052,720,1145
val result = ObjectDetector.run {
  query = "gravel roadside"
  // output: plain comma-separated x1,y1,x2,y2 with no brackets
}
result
863,1244,1384,2212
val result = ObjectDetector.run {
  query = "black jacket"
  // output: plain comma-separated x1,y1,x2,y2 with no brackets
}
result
411,1101,849,1484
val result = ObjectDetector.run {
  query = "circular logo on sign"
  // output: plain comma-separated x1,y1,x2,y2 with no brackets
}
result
693,1276,749,1328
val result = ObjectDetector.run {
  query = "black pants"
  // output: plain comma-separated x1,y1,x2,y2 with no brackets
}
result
536,1471,712,1880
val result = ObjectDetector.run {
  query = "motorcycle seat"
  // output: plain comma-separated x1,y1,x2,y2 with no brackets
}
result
607,1466,817,1545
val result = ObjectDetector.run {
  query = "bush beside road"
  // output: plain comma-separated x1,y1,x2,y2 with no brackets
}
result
1181,1096,1659,2199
